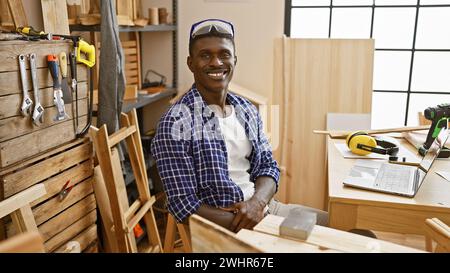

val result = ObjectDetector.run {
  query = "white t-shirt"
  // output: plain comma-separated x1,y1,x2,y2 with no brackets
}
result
216,105,255,201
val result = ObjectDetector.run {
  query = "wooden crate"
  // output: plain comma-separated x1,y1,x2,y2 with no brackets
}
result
0,139,98,253
0,40,89,168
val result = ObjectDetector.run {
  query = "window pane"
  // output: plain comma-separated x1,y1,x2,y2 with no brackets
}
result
292,0,330,6
407,94,450,125
412,52,450,92
421,0,450,5
416,7,450,49
290,8,330,38
372,8,416,48
333,0,373,5
371,92,407,129
375,0,417,5
331,8,372,38
373,51,412,91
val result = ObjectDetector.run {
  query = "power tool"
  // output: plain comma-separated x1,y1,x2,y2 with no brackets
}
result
16,26,52,40
419,103,450,158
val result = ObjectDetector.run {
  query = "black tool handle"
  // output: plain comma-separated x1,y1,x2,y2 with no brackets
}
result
69,52,77,80
47,55,61,89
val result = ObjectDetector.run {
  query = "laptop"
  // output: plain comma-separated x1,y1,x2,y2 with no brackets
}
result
343,125,450,197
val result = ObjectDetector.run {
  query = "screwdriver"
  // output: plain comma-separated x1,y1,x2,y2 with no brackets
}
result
16,26,52,40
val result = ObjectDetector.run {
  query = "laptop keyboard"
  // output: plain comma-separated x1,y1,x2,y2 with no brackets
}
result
374,164,412,192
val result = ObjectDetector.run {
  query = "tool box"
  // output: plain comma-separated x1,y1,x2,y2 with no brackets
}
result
0,40,97,252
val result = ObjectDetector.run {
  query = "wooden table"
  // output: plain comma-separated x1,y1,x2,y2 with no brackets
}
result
328,137,450,237
235,214,423,253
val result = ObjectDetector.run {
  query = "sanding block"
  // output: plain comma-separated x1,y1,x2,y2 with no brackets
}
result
279,209,317,240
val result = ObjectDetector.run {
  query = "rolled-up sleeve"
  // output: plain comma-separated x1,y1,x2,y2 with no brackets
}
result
151,116,200,222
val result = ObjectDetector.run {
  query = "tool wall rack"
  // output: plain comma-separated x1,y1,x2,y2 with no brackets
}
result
0,40,97,252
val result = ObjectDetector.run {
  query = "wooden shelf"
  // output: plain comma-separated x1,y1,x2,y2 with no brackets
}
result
122,88,177,112
69,24,177,33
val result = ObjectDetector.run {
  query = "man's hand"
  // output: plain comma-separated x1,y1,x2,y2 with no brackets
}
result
224,196,266,232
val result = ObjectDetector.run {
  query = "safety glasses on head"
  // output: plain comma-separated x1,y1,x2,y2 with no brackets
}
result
190,19,234,39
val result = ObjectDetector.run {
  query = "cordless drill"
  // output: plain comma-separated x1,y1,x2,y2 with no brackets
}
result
419,103,450,157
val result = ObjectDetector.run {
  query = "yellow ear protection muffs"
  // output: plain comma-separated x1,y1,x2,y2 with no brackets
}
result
346,131,400,160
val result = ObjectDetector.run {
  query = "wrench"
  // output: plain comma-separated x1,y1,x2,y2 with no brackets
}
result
29,53,44,126
19,54,33,116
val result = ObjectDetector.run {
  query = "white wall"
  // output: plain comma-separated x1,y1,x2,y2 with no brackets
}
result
177,0,284,101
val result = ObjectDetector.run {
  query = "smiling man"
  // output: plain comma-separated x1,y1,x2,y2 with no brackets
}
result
151,19,328,232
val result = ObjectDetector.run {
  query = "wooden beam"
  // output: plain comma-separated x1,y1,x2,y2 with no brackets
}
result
0,184,45,218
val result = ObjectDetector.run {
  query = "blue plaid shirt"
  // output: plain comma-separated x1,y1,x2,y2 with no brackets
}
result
151,85,280,222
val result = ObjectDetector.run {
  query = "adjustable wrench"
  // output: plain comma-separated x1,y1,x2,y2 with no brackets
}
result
19,54,33,116
30,53,44,125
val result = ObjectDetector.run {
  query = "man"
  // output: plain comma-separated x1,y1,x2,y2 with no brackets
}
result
151,19,328,232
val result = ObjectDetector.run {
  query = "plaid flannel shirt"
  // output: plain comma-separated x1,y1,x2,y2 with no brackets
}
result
151,85,280,222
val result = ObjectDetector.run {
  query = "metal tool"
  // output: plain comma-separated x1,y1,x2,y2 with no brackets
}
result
59,52,72,103
18,54,33,116
419,103,450,157
58,180,73,202
16,26,52,40
69,51,78,129
47,54,68,121
29,53,44,126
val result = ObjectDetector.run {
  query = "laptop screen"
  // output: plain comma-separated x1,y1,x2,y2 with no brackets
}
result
419,124,450,172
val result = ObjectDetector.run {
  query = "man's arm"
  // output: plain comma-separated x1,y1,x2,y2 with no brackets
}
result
227,176,276,232
195,205,236,229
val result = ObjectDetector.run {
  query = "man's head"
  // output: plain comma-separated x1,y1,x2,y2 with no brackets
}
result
187,19,237,94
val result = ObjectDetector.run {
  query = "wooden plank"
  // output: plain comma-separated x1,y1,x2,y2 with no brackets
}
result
2,141,91,198
0,99,88,142
92,166,118,252
38,194,96,241
0,138,85,177
41,0,70,35
54,224,97,252
83,241,98,253
0,231,44,253
33,177,93,225
236,229,340,253
125,55,138,62
31,159,93,206
0,116,88,168
253,214,423,253
0,65,88,96
125,63,138,70
44,209,96,252
189,215,262,253
0,83,88,120
121,40,137,48
126,76,138,84
0,184,45,218
6,0,27,28
0,0,14,28
0,41,72,73
314,125,430,139
123,48,137,56
273,39,373,209
108,125,136,148
10,205,38,233
124,69,138,77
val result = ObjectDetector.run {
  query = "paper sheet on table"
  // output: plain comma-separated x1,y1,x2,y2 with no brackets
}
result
436,171,450,182
334,143,421,163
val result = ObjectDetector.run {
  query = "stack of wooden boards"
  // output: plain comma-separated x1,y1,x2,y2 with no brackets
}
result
0,40,97,252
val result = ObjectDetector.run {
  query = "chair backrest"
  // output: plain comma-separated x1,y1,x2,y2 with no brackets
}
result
326,113,371,131
189,214,263,253
424,218,450,253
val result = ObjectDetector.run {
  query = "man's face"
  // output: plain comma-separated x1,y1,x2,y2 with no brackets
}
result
187,36,237,94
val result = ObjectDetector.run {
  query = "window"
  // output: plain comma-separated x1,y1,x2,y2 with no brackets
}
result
286,0,450,129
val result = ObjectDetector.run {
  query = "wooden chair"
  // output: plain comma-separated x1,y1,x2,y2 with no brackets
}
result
163,213,192,253
89,109,162,253
424,218,450,253
0,184,46,253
